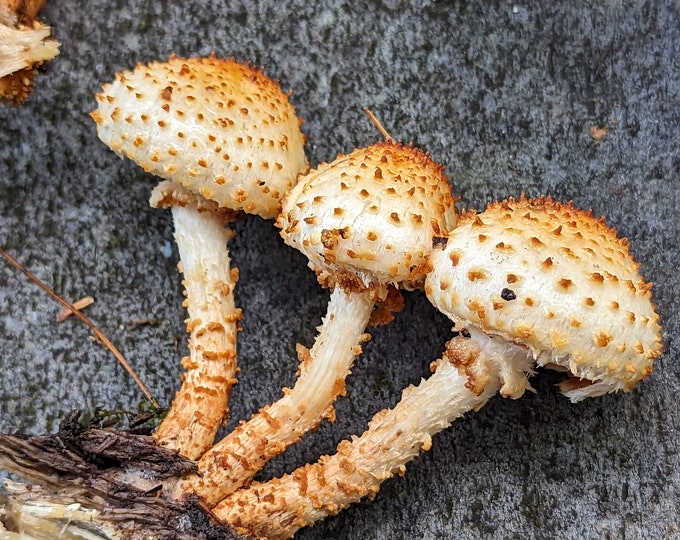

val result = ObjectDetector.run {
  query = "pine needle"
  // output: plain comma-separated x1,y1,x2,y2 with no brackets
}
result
0,248,159,408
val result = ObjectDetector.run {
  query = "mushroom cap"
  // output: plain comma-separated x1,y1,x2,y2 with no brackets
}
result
277,140,458,293
92,55,308,219
425,196,663,397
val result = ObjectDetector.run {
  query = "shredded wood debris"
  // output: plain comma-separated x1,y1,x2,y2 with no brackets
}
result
56,295,94,322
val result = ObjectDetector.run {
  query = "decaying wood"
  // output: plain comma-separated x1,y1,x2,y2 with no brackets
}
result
0,412,242,539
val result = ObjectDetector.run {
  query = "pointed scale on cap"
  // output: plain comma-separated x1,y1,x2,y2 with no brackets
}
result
278,140,458,294
425,195,662,400
92,54,308,219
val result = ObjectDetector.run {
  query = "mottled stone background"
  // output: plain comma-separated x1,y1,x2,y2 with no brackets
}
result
0,1,678,538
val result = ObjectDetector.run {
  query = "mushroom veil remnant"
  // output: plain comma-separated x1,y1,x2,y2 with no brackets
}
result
92,55,308,459
213,196,662,539
184,135,458,506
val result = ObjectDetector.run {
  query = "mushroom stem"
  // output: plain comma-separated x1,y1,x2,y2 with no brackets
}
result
212,335,502,539
151,182,241,460
0,23,57,77
181,287,375,505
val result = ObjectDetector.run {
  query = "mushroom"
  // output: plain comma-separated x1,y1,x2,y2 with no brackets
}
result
0,0,60,104
181,136,458,506
211,196,662,539
91,55,308,459
427,195,662,400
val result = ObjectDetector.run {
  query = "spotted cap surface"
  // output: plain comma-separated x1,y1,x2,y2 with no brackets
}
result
278,140,458,293
92,55,308,219
425,196,662,397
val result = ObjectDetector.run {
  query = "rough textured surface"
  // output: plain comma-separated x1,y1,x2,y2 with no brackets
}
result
426,197,662,400
0,1,677,539
92,55,309,220
279,140,457,292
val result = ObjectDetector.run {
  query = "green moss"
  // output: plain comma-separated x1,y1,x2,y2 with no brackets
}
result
367,41,377,58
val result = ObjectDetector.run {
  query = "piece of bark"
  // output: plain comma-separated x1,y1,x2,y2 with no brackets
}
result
0,411,242,539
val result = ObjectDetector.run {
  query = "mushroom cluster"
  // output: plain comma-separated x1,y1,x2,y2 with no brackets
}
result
213,196,662,539
0,54,664,540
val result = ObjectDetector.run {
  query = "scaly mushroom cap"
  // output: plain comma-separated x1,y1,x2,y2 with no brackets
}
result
425,196,662,398
277,140,458,293
92,55,308,219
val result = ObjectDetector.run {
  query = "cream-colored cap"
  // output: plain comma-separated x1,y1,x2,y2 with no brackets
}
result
278,140,457,294
92,55,308,219
425,196,662,399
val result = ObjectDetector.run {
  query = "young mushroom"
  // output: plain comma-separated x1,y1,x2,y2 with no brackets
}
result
91,55,308,459
181,135,458,506
212,195,663,539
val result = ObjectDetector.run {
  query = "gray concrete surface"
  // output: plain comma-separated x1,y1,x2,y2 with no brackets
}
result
0,1,678,538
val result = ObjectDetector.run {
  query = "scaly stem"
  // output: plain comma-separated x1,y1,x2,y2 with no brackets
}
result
182,287,374,506
0,23,58,77
153,184,241,460
0,0,59,105
212,335,502,539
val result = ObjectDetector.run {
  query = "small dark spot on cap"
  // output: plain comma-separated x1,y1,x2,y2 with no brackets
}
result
501,288,516,301
432,236,448,249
